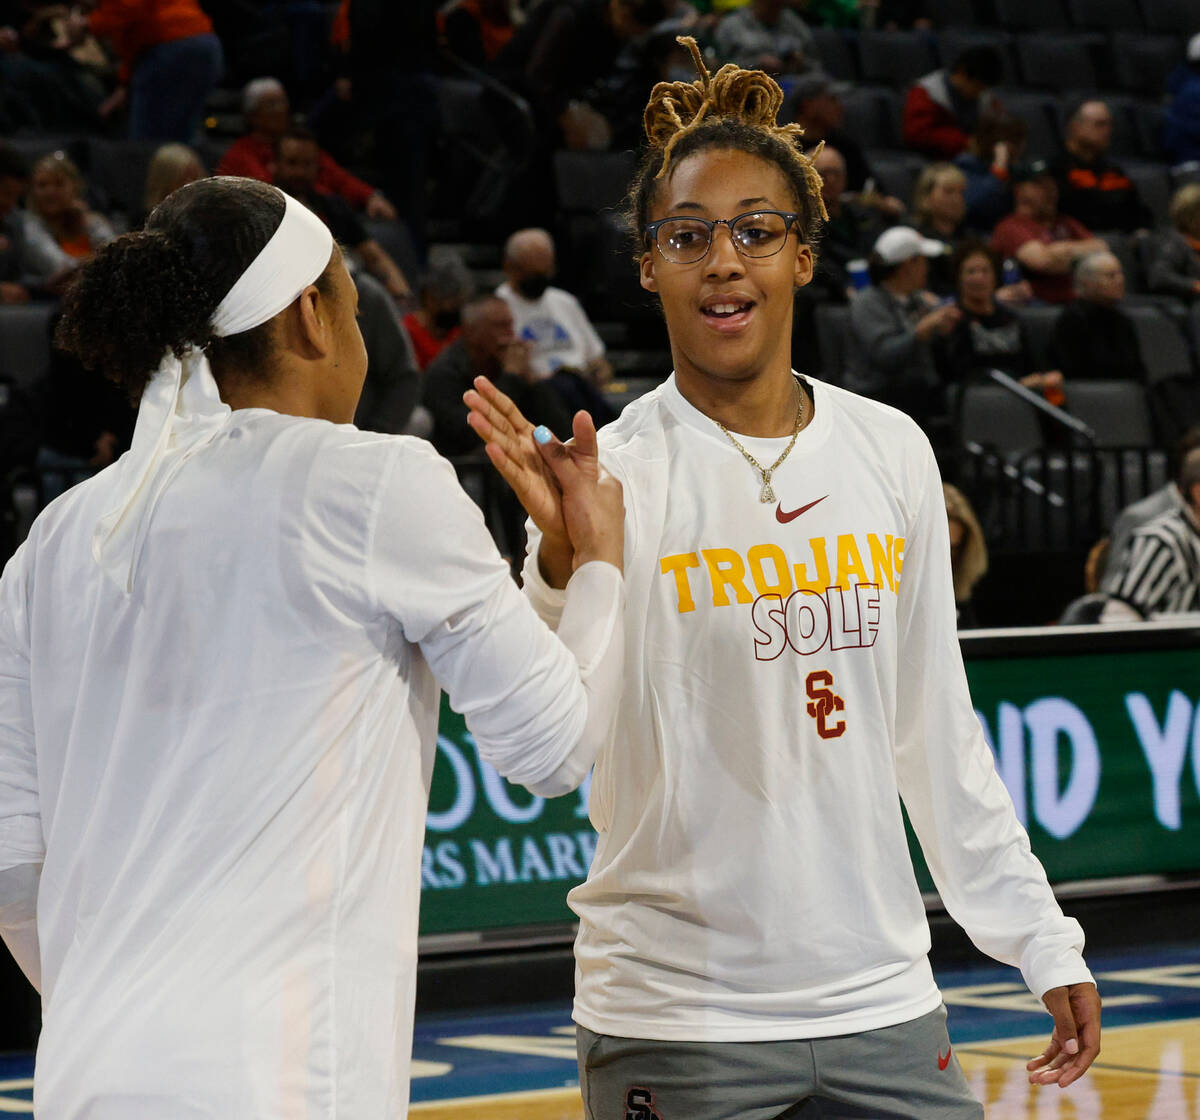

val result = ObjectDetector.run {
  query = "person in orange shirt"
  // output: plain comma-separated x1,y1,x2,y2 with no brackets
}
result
82,0,223,142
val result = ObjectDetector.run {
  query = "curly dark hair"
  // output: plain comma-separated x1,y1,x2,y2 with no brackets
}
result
626,37,826,262
56,177,336,401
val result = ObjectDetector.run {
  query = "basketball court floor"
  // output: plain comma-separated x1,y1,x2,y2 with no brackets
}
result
0,920,1192,1116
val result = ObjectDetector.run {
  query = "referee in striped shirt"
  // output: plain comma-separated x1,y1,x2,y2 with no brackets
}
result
1103,446,1200,618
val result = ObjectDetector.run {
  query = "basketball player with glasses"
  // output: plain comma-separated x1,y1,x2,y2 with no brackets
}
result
466,38,1101,1120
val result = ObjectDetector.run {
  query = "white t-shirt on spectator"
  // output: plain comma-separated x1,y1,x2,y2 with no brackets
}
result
496,281,605,380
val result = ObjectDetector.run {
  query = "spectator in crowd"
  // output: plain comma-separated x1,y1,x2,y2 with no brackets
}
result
422,294,571,458
496,227,616,422
1051,100,1151,234
991,160,1107,305
142,143,207,220
1164,32,1200,167
1102,426,1200,584
845,226,960,427
439,0,517,66
83,0,223,141
0,144,75,300
784,73,904,216
217,77,397,221
1048,250,1147,384
944,482,988,628
910,162,965,296
352,272,423,437
902,46,1003,160
1147,183,1200,301
804,144,888,301
955,111,1027,234
272,128,412,305
403,255,476,371
25,151,115,264
939,240,1061,398
1101,444,1200,618
713,0,817,74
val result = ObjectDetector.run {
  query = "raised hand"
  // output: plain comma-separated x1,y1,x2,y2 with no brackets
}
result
1027,982,1101,1088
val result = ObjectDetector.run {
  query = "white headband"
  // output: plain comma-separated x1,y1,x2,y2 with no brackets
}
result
93,188,334,593
209,190,334,337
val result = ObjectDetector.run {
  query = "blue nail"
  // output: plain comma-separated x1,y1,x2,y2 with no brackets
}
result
533,426,552,445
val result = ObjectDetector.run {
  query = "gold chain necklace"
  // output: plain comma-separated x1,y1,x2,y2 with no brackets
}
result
714,381,806,504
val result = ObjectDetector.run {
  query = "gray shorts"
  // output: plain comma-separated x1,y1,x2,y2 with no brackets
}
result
577,1005,983,1120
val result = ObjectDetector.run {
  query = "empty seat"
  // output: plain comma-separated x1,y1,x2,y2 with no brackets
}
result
1015,305,1062,370
993,0,1069,30
959,383,1044,454
808,26,859,82
0,304,57,391
857,30,938,87
1133,100,1167,157
1141,0,1195,34
1064,0,1144,30
85,137,163,223
841,86,901,149
994,90,1065,158
1014,34,1098,91
865,150,928,205
1124,304,1194,382
936,29,1018,85
1111,31,1186,96
1123,159,1173,224
1065,379,1154,446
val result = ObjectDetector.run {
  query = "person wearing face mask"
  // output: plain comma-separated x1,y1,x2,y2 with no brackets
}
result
496,227,616,423
403,256,475,370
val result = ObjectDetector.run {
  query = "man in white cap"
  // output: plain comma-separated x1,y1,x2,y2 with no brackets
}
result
844,226,961,429
1165,32,1200,166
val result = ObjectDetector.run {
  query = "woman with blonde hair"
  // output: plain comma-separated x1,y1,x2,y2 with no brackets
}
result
1147,181,1200,300
142,142,207,219
26,150,115,265
944,481,988,627
911,161,966,294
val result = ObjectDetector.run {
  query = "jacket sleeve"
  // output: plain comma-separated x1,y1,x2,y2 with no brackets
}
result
902,85,968,158
215,138,270,181
893,442,1093,998
317,150,375,209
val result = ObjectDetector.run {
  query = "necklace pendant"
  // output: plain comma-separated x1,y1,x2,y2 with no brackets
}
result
760,478,776,503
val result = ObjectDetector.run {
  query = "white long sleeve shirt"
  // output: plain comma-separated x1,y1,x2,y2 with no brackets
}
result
525,374,1092,1042
0,411,623,1118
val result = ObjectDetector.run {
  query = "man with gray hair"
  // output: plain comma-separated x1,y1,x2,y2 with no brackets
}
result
1048,249,1147,382
217,77,396,220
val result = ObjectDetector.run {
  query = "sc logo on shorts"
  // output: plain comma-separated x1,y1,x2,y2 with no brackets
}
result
625,1086,663,1120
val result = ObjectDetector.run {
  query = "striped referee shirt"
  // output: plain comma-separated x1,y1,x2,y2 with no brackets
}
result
1104,505,1200,616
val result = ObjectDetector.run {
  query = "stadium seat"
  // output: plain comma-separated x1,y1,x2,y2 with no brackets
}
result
1014,34,1098,92
361,219,420,293
864,150,927,205
1123,160,1173,225
1015,305,1062,370
1111,32,1186,96
958,383,1044,455
1065,380,1154,447
553,151,637,215
1124,304,1195,382
936,29,1018,85
993,90,1064,159
808,27,859,82
1133,100,1167,158
857,30,938,88
0,304,56,391
1064,0,1144,30
841,86,901,150
993,0,1070,30
85,138,162,225
5,135,87,169
1140,0,1195,34
813,304,852,385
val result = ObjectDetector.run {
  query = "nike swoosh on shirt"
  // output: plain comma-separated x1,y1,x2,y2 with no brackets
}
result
775,495,828,524
938,1046,953,1071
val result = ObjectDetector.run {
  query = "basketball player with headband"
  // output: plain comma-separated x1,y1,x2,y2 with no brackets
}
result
0,176,626,1116
467,39,1101,1118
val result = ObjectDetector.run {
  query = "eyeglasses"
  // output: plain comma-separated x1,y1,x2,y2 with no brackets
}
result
644,210,803,264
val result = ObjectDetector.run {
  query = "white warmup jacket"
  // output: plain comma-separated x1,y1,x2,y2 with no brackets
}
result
0,412,623,1118
525,374,1093,1042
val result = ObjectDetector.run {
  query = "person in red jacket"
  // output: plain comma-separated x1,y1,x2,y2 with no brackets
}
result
84,0,223,142
903,46,1003,160
217,77,397,221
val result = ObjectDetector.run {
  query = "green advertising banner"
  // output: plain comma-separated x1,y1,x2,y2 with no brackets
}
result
419,630,1200,939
